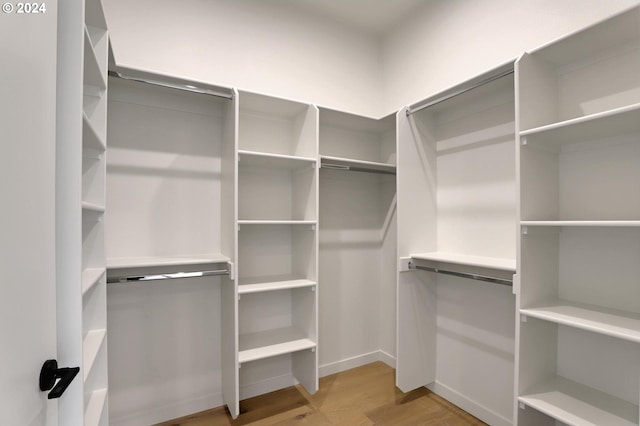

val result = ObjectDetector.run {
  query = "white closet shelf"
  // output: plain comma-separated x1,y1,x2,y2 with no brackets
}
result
81,201,105,214
106,254,229,269
520,103,640,147
521,301,640,343
82,267,105,295
238,220,317,226
410,252,516,272
238,150,316,169
519,376,638,426
320,155,396,174
84,388,107,426
83,112,106,152
521,221,640,227
238,276,316,294
82,329,106,382
238,327,316,364
83,27,106,91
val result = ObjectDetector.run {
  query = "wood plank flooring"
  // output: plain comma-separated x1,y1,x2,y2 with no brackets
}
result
155,362,486,426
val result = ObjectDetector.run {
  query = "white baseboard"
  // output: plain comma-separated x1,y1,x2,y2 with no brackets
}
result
111,352,397,426
319,350,397,377
377,350,396,369
427,381,512,426
109,391,224,426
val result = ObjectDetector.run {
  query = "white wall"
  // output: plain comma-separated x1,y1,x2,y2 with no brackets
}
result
382,0,640,113
103,0,383,117
105,0,640,118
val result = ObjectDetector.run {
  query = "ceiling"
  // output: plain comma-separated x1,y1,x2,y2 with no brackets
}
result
269,0,430,34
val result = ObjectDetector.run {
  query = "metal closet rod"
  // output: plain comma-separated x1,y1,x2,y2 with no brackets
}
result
406,69,514,116
107,269,229,284
321,163,396,176
108,70,234,100
409,262,513,286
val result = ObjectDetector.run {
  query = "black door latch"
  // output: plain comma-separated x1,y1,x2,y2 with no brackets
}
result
39,359,80,399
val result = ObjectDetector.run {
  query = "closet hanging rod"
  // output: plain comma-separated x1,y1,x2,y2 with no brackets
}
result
406,68,514,116
108,70,234,100
321,163,396,175
408,262,512,286
107,269,229,284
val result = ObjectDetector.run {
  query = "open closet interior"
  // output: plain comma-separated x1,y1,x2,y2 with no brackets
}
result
44,3,640,425
318,109,397,372
396,64,517,426
516,7,640,426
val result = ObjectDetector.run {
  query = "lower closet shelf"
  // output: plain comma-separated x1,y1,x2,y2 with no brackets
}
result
519,376,638,426
83,329,106,381
85,388,107,425
238,327,316,364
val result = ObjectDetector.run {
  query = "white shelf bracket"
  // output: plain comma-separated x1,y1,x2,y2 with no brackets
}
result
521,226,528,235
227,261,235,281
519,401,526,410
521,136,527,146
311,348,316,353
520,314,527,323
311,224,316,231
310,286,315,292
399,257,413,272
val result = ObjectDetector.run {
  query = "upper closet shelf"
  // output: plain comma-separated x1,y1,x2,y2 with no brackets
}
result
106,254,230,270
238,150,316,169
320,155,396,175
520,103,640,146
411,252,516,272
521,221,640,228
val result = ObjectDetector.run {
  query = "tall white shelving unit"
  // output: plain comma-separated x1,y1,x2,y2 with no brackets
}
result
396,63,517,426
222,91,319,418
57,0,110,423
515,7,640,426
81,3,110,423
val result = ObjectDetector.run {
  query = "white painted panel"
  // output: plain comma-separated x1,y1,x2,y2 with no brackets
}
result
434,275,515,422
558,326,639,404
559,135,640,221
396,273,437,391
106,78,224,260
0,5,59,424
559,227,640,314
107,278,222,425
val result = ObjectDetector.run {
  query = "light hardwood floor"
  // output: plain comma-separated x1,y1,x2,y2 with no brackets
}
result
155,362,486,425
